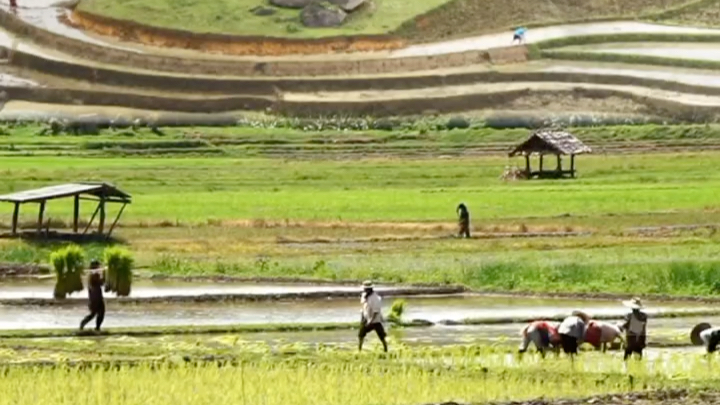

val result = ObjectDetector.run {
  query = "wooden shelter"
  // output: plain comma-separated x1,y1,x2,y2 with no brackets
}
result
0,182,131,238
508,129,591,179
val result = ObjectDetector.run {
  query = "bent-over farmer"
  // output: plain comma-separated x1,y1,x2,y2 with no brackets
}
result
558,311,589,357
585,320,624,352
359,281,388,352
80,259,106,331
457,203,470,238
512,27,527,44
518,320,560,356
698,326,720,354
622,297,648,360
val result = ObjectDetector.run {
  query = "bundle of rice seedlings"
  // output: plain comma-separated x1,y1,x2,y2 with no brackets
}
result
50,245,86,299
51,250,66,299
103,247,133,297
386,299,406,325
64,245,85,294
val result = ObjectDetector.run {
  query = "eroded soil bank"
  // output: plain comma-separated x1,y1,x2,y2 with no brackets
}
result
463,390,720,405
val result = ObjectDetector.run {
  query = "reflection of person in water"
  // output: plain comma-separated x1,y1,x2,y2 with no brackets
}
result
457,203,470,238
80,259,106,332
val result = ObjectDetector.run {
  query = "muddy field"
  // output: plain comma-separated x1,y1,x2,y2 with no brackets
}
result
475,390,720,405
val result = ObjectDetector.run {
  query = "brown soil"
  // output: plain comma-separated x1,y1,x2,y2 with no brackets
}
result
474,390,720,405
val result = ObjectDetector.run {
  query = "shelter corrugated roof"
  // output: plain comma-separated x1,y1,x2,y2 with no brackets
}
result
0,183,131,203
509,129,592,157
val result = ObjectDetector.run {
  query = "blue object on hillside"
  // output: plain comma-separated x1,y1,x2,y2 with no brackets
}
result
514,27,527,36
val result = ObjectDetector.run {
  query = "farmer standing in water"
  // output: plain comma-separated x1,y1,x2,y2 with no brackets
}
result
622,297,648,360
457,203,470,238
359,281,388,352
80,259,106,332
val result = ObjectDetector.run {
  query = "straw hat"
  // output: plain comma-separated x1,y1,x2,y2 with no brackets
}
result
622,297,643,310
362,280,374,289
571,310,591,323
690,323,712,346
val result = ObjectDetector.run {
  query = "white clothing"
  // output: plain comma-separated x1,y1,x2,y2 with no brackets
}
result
558,316,586,340
361,292,383,324
597,321,623,343
519,323,555,352
700,327,720,346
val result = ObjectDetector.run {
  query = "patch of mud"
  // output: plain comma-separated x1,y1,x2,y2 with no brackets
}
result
500,93,650,115
0,263,50,277
466,389,720,405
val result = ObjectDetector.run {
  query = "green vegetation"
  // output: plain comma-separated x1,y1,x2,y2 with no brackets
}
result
103,247,134,296
76,0,450,38
0,124,719,296
50,245,86,299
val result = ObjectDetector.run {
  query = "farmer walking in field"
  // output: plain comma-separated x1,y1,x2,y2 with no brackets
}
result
518,320,561,356
622,298,648,360
558,311,589,358
457,203,470,238
512,26,527,44
358,281,388,352
80,259,106,332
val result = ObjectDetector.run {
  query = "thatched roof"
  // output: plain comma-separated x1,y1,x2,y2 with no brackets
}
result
509,129,592,157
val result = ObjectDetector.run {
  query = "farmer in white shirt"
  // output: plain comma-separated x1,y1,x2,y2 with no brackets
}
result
691,323,720,354
358,281,388,352
558,310,589,357
621,297,648,360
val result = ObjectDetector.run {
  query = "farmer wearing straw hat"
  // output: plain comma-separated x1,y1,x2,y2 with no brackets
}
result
621,297,648,360
558,310,589,357
358,281,388,352
80,259,106,332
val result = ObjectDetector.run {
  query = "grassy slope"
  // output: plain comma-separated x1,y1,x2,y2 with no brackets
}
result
76,0,450,38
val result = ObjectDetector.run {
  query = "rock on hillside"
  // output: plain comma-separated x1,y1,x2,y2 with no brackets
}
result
328,0,366,12
301,2,347,27
270,0,314,9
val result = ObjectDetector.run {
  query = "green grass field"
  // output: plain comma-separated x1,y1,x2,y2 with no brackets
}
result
1,124,719,296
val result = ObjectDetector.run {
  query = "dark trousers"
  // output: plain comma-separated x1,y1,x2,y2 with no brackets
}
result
458,220,470,238
80,304,105,331
708,331,720,353
624,334,646,360
560,333,578,354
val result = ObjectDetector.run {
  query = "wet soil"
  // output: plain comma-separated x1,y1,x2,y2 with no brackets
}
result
471,390,720,405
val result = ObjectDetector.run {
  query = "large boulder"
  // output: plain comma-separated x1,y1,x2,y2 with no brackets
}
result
328,0,365,12
270,0,313,8
301,2,347,27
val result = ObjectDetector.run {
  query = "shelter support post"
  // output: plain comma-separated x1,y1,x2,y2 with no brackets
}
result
524,154,530,173
37,201,45,234
570,154,576,178
106,203,127,239
83,203,101,235
556,155,562,172
11,202,19,235
98,198,106,234
73,195,79,233
539,154,544,172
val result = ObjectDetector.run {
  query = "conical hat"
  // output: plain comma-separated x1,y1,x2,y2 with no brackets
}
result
691,323,712,346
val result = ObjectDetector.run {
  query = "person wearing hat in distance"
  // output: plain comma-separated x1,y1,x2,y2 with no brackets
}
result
80,259,106,332
558,310,589,357
358,281,388,352
457,203,470,238
621,297,648,360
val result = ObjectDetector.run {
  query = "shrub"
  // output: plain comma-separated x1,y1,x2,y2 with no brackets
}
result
103,247,134,297
51,245,86,299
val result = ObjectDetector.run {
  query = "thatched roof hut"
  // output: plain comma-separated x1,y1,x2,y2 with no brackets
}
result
509,129,591,179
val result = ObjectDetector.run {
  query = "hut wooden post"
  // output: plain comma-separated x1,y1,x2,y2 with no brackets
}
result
570,154,576,178
98,198,106,234
73,195,80,233
539,154,544,172
524,154,531,173
556,155,562,172
11,202,19,235
37,201,45,234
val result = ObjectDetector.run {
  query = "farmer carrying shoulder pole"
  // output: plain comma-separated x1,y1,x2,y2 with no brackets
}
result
457,203,470,238
622,297,647,360
558,310,589,358
359,281,388,352
80,259,106,332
